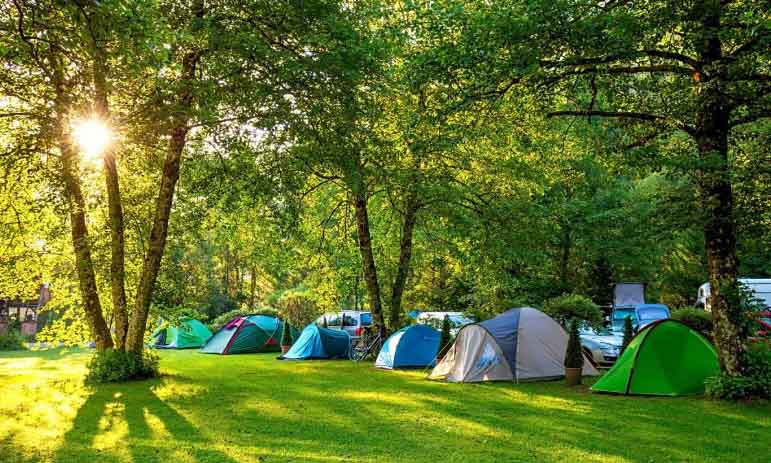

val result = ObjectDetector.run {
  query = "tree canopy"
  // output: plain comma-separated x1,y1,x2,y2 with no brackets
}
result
1,0,768,377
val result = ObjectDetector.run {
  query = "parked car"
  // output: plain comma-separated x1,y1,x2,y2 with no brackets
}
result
611,304,670,332
755,311,771,338
634,304,671,330
610,306,637,332
579,326,623,367
610,282,646,332
697,278,771,310
315,311,372,339
416,311,474,336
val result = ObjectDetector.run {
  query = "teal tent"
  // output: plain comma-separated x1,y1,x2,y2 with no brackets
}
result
152,318,212,349
376,324,441,369
279,324,351,360
201,315,297,354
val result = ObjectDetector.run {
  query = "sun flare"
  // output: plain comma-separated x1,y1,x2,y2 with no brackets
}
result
72,118,111,161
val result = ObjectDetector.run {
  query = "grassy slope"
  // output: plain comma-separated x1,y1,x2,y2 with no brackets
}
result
0,349,769,463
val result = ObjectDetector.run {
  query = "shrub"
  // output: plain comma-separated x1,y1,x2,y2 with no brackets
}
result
622,316,634,352
276,289,321,329
280,319,293,347
542,294,603,329
671,308,713,338
86,349,160,383
564,319,584,368
438,315,452,358
706,341,771,400
0,330,27,351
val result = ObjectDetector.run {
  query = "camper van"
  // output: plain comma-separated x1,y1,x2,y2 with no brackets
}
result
696,278,771,310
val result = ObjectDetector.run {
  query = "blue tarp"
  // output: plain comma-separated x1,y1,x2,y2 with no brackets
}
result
280,324,351,360
376,324,441,369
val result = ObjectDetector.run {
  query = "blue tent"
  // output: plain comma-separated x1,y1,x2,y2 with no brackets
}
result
376,324,441,369
280,324,351,360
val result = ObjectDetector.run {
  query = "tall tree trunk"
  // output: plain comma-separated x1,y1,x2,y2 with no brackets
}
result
695,2,744,375
125,48,201,353
51,52,113,350
90,3,128,349
353,191,385,336
389,194,420,328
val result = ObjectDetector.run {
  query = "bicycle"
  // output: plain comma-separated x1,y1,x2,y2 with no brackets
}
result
350,326,384,361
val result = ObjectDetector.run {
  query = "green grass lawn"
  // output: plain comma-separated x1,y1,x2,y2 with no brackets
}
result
1,349,769,463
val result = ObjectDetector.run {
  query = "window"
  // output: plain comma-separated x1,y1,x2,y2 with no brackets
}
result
319,313,340,326
342,314,357,327
613,309,635,321
359,313,372,326
638,308,668,321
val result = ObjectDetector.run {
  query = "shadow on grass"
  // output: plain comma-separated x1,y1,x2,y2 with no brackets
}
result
54,377,240,463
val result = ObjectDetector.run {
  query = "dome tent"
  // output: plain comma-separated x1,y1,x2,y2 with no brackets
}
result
429,307,598,382
279,324,351,360
376,324,441,369
201,315,297,355
591,319,720,396
152,317,212,349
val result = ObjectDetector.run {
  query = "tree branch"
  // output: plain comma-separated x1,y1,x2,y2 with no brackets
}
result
730,110,771,128
541,49,700,70
547,110,695,134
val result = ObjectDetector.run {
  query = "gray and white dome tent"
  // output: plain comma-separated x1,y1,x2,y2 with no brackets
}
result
429,307,599,382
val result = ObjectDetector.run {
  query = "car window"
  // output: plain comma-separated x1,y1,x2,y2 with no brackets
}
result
449,315,473,327
360,313,372,326
613,309,635,321
325,313,341,326
342,314,357,327
638,308,668,320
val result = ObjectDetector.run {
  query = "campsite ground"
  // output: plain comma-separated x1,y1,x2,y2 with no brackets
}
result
1,349,769,463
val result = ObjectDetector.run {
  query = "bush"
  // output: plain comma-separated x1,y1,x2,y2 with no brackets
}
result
706,341,771,400
438,315,452,358
276,289,321,329
671,308,713,337
0,330,27,351
86,349,160,383
542,294,603,329
564,319,584,368
280,319,293,347
622,316,634,352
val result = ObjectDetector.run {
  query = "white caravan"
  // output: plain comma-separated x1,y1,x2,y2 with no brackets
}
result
696,278,771,310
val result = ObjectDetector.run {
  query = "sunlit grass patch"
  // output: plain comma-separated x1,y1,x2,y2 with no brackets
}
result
0,349,769,463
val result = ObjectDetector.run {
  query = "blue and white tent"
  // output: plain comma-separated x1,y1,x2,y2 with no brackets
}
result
375,324,441,369
279,324,351,360
429,307,598,382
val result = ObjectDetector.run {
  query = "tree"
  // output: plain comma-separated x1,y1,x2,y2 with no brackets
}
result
408,0,770,377
0,0,365,357
564,319,584,369
439,315,452,359
542,294,603,330
280,319,293,348
622,316,635,353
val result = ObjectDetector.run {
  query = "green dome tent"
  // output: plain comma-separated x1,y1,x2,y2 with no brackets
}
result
201,315,298,355
591,319,719,396
152,317,212,349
